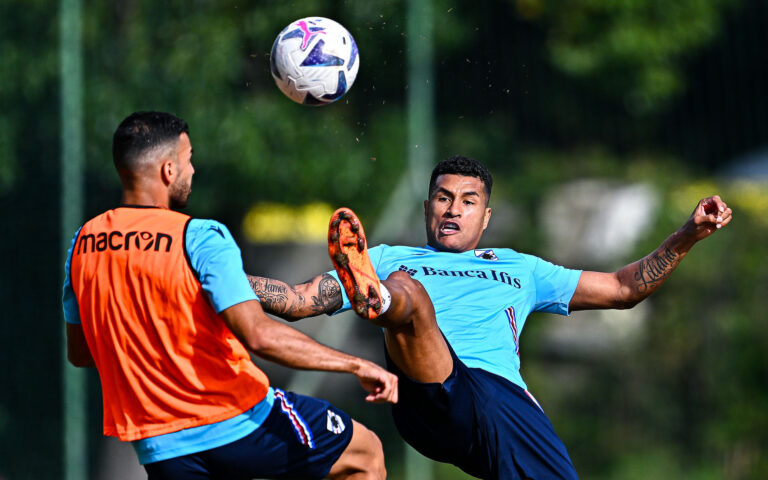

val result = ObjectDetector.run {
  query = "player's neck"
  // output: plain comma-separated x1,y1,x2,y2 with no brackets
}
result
426,242,475,253
121,189,170,209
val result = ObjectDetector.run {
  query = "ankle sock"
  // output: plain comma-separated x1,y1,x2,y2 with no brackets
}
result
379,283,391,314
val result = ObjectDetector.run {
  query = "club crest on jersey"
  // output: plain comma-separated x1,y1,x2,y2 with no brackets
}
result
326,410,346,434
474,249,498,261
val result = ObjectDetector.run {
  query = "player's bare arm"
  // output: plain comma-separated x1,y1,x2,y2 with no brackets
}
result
570,195,732,311
220,299,397,404
247,273,343,320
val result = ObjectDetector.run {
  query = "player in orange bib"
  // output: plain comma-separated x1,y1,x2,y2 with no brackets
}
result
63,111,397,479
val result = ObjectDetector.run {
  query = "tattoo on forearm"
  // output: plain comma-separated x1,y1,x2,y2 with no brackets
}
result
634,247,679,294
249,277,293,314
310,273,343,314
248,274,339,318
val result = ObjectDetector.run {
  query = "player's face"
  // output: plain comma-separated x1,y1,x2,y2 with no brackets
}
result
169,132,194,209
424,174,491,252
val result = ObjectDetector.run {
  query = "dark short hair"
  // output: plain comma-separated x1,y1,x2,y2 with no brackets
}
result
428,155,493,202
112,111,189,171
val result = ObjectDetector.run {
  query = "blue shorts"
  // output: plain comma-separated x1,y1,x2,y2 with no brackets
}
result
386,345,578,479
144,389,353,480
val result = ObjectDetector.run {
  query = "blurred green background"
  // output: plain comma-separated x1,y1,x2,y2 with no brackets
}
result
1,0,767,478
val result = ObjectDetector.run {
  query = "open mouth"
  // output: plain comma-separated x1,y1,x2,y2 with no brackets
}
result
440,221,460,235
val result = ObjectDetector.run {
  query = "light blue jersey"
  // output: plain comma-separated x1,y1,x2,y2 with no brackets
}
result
331,244,582,391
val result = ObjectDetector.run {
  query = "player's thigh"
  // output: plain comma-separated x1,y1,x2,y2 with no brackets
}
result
382,272,453,383
326,419,385,480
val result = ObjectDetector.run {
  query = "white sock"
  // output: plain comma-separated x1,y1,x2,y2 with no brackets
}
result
379,283,391,314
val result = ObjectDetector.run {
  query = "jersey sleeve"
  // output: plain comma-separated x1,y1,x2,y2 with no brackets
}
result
326,245,386,315
62,227,82,324
528,255,582,315
185,219,259,313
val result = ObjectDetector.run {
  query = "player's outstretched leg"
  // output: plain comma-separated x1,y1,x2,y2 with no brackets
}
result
328,207,383,320
328,207,452,383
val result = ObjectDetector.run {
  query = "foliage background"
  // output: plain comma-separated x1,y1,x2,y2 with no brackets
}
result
1,0,766,478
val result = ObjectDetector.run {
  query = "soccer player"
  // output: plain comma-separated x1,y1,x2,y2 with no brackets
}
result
62,111,397,480
247,155,732,479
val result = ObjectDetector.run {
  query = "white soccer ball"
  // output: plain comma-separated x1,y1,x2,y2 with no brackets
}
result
270,17,360,106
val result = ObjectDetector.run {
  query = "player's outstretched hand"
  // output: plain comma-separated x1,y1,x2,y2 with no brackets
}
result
682,195,733,242
354,360,398,404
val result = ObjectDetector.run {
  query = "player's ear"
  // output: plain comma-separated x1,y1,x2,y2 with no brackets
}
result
482,207,492,230
160,159,175,186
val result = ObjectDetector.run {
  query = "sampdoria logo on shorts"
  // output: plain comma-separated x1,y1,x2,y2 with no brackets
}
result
326,410,346,434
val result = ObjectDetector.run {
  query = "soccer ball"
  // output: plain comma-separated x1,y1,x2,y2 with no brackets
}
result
270,17,360,106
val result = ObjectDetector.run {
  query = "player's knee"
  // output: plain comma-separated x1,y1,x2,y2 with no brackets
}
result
385,270,413,284
385,271,428,301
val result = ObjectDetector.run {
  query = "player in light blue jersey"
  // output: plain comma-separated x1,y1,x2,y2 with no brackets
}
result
329,243,579,393
248,156,732,479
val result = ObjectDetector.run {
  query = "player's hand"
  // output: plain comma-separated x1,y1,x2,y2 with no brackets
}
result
682,195,733,242
354,360,398,404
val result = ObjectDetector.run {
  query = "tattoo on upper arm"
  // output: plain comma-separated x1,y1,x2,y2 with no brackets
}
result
634,247,679,294
310,273,342,314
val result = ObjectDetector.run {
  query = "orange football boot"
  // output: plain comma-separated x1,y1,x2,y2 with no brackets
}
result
328,207,382,320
